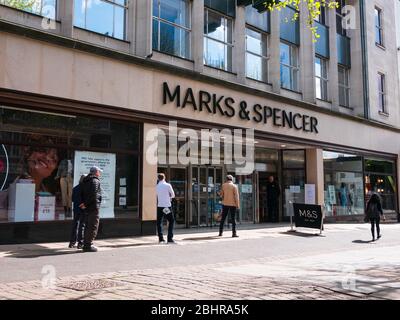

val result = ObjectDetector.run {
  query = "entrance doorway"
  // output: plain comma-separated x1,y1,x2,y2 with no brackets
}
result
190,166,223,227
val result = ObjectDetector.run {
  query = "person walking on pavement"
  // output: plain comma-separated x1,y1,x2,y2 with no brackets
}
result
80,166,103,252
68,174,87,249
219,175,240,238
266,175,280,222
365,193,385,242
156,173,176,244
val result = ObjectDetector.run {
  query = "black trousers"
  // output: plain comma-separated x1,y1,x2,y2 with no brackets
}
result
157,207,174,241
69,210,86,245
84,208,100,248
370,217,381,239
267,201,279,222
219,206,237,234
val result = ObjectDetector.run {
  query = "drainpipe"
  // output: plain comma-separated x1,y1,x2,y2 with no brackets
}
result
359,0,370,119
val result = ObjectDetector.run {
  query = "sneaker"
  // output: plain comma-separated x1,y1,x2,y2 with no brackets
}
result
232,234,239,238
82,246,98,252
159,239,166,244
77,243,84,249
68,242,76,248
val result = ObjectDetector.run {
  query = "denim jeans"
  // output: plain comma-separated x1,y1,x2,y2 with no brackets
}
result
69,210,86,245
219,206,237,234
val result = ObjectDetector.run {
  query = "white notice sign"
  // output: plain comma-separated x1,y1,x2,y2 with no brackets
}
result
74,151,116,218
37,196,55,221
304,184,316,205
289,185,301,193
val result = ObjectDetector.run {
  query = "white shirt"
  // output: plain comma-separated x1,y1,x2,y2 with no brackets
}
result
156,180,175,208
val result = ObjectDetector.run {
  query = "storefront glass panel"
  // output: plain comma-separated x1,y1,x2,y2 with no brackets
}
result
323,151,364,216
0,106,140,224
365,158,397,213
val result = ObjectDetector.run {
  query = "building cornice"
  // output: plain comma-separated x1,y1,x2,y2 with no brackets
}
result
0,19,399,134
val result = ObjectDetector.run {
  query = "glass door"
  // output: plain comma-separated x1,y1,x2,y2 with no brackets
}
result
190,166,223,227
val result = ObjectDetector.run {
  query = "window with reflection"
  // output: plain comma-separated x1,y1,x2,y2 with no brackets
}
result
0,0,56,18
0,106,140,224
280,42,299,91
365,158,397,213
246,28,269,82
323,151,364,216
152,0,191,59
204,8,233,71
74,0,127,40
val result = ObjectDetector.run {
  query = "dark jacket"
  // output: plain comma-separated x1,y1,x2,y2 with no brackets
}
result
366,198,384,219
266,181,280,203
72,184,83,214
81,174,102,211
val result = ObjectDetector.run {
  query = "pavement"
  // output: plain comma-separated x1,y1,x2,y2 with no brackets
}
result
0,222,399,300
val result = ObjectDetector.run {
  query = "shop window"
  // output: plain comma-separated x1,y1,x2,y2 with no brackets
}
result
152,0,191,59
323,151,364,216
74,0,127,40
0,106,140,224
365,158,397,213
0,0,56,18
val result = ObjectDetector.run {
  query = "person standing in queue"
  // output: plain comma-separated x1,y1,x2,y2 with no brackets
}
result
80,166,103,252
219,175,240,238
156,173,176,244
266,175,280,222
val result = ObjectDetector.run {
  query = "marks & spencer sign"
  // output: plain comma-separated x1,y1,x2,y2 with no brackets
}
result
162,82,319,133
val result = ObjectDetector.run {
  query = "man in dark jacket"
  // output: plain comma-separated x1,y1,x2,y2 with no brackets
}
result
69,174,87,249
266,175,280,222
80,166,103,252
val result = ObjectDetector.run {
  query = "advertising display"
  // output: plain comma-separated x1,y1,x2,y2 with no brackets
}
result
74,151,116,218
292,203,323,230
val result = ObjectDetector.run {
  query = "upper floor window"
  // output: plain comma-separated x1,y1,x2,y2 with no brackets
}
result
280,41,299,91
245,5,269,32
314,3,327,25
377,72,386,113
315,56,328,101
203,8,233,71
152,0,191,59
338,65,350,107
0,0,56,19
375,7,384,47
246,28,268,82
336,0,347,36
74,0,127,40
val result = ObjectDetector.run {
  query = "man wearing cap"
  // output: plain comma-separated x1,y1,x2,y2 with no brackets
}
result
219,175,240,238
80,166,103,252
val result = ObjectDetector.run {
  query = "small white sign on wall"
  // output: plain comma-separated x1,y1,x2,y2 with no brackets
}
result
305,184,316,205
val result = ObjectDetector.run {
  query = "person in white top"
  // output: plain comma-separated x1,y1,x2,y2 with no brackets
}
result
156,173,176,243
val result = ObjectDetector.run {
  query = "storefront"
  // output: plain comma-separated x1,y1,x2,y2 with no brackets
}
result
0,105,142,243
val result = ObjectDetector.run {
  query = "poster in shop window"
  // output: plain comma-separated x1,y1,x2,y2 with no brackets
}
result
73,151,116,218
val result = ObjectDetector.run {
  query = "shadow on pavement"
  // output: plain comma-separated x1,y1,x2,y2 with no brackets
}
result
182,236,220,241
280,231,323,237
2,245,84,258
352,240,374,244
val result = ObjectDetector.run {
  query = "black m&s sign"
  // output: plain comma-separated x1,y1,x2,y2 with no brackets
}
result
292,203,323,230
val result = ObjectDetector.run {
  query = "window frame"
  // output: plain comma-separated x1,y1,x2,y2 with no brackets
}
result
335,0,347,36
374,6,384,47
280,41,300,92
245,26,269,83
377,72,387,114
152,0,192,60
338,65,350,108
203,7,234,72
0,0,57,19
75,0,128,41
315,56,329,101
